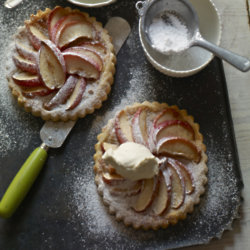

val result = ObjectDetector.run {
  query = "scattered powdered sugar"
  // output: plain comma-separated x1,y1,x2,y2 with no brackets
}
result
67,27,162,244
68,19,241,245
68,160,157,248
0,9,42,158
0,2,242,248
148,11,190,54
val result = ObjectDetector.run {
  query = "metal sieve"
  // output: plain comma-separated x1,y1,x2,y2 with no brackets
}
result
136,0,250,72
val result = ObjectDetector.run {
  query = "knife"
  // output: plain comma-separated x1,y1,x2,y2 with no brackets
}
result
0,17,131,218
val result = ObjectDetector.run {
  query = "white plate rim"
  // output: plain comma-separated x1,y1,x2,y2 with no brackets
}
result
67,0,116,8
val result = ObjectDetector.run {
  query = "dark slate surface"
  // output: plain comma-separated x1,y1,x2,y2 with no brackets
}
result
0,0,243,249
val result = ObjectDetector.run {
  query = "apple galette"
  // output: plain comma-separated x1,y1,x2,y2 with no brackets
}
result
94,102,208,230
7,6,116,121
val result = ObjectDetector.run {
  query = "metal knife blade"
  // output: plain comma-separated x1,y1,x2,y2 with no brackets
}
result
40,17,131,148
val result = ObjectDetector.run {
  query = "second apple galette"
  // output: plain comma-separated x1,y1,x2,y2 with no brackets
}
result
94,102,208,230
7,6,116,121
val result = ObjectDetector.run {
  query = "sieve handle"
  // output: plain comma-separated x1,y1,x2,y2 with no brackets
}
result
194,35,250,72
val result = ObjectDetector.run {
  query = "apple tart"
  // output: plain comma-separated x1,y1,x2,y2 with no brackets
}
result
94,102,208,230
7,6,116,121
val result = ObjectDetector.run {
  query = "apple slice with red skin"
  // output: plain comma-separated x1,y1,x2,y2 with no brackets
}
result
43,75,78,110
15,41,37,62
56,20,94,49
47,6,67,39
102,172,125,185
111,180,143,197
132,176,159,212
166,162,185,209
13,55,37,74
114,110,133,143
77,42,106,57
38,40,66,90
50,13,92,42
66,77,86,110
131,108,149,147
50,15,68,43
51,13,93,48
157,137,201,163
149,108,181,152
153,108,182,128
154,120,195,143
152,171,171,215
168,158,195,195
21,86,55,98
63,47,102,79
12,72,43,87
26,22,48,50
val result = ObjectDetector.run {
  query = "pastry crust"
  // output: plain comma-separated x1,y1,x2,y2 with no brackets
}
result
94,101,208,230
7,7,116,121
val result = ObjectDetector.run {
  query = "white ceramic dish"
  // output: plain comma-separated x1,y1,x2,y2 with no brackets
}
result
138,0,222,77
67,0,116,8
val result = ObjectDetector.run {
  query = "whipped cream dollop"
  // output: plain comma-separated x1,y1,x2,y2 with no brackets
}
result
102,142,159,181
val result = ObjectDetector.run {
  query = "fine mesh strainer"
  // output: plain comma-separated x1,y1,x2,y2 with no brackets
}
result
136,0,250,72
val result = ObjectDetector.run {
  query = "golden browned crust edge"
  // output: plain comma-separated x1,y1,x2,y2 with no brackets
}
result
93,101,208,230
7,6,116,121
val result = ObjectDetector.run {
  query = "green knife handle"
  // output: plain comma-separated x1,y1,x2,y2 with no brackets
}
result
0,145,48,218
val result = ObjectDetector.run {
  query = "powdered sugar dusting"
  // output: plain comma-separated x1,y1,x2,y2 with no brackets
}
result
0,1,242,249
0,8,42,157
68,159,157,247
149,12,190,54
68,17,241,245
86,25,159,136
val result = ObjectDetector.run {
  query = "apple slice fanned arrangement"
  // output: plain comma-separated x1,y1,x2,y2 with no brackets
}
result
94,102,208,230
7,6,115,121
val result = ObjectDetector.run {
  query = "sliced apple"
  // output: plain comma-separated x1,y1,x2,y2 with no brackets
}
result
57,21,94,49
15,41,37,62
102,172,125,185
50,15,68,44
157,137,201,163
26,22,48,50
13,55,37,74
153,108,181,128
78,42,106,57
63,47,102,79
114,110,133,143
132,177,159,212
132,108,149,147
169,158,195,195
65,77,86,110
167,163,185,209
111,180,143,197
38,40,66,90
50,13,90,40
101,142,118,152
21,86,55,98
12,72,42,87
152,171,171,215
47,6,67,39
43,75,78,110
51,13,93,48
161,165,172,195
155,120,195,143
